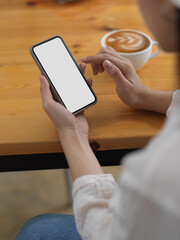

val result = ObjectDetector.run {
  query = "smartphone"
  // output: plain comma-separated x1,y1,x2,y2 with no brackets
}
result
30,36,97,114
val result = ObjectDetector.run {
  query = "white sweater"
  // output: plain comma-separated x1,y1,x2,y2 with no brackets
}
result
72,90,180,240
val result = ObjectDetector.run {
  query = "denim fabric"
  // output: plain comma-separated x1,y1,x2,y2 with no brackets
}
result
15,214,82,240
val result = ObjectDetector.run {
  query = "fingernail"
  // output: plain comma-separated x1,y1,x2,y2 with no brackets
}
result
105,60,112,68
80,57,87,61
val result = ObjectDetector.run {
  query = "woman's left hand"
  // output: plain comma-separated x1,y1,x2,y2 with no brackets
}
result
40,63,92,142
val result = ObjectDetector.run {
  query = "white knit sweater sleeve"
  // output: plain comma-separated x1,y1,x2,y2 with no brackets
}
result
72,174,119,240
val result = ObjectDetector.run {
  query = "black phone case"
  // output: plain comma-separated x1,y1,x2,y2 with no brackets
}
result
30,36,97,114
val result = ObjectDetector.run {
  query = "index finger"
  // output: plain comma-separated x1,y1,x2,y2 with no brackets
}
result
80,51,127,65
81,54,133,76
81,55,108,64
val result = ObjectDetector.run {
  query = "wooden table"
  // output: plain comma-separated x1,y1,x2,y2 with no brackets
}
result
0,0,178,171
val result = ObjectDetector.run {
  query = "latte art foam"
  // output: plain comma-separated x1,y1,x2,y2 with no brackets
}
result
106,31,150,53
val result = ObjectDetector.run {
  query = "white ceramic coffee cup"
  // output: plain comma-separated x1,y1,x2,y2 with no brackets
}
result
101,29,161,71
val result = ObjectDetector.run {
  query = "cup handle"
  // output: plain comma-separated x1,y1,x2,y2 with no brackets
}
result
150,41,161,59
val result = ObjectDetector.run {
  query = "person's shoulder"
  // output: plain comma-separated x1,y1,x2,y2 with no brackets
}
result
119,126,180,209
117,88,180,203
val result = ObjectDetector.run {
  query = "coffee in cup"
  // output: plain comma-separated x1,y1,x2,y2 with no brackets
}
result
101,30,161,71
105,31,150,53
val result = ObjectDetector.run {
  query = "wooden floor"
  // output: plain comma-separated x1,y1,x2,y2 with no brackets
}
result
0,166,121,239
0,169,71,239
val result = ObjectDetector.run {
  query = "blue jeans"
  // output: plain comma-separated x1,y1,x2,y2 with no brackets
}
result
15,214,82,240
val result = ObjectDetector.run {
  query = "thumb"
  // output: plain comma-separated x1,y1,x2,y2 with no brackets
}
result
40,75,54,108
103,60,126,87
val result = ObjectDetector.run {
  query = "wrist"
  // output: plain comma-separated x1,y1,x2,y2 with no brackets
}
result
58,127,89,146
135,88,174,115
57,127,103,180
134,87,152,109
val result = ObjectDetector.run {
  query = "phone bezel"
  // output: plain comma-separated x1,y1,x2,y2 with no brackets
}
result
30,36,97,115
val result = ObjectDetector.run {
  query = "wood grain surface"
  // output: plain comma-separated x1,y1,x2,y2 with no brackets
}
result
0,0,178,155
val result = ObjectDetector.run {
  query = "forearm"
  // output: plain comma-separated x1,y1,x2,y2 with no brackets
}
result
58,129,104,181
137,89,174,115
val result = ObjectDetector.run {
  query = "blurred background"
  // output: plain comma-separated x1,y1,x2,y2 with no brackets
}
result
0,167,121,239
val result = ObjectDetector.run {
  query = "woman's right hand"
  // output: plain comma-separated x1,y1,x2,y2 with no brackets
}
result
81,47,150,108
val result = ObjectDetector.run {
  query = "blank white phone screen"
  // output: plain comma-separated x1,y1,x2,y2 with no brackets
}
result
33,37,95,113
